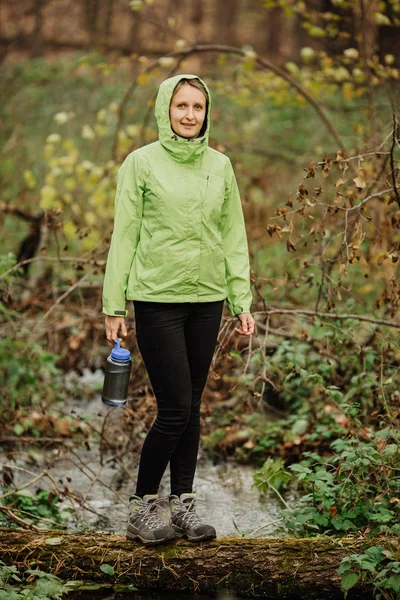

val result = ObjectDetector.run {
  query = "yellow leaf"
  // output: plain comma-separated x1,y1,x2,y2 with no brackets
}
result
71,203,81,216
97,109,107,122
353,169,366,189
82,230,100,249
358,284,374,295
65,177,77,191
23,170,36,189
63,220,76,239
342,82,354,101
374,12,391,25
40,184,57,210
44,144,55,159
137,73,149,86
63,193,73,204
158,57,175,68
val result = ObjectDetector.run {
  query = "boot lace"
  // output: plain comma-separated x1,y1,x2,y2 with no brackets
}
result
133,498,170,530
178,497,207,528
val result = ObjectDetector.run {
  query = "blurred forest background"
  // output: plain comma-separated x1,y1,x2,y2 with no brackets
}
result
1,0,400,595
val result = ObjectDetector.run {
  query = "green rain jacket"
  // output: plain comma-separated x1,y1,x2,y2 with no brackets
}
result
102,74,253,317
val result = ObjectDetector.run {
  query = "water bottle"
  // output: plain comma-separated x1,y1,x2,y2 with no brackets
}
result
102,338,132,408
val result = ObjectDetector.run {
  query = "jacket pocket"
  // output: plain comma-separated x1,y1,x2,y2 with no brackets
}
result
141,224,161,270
215,243,226,281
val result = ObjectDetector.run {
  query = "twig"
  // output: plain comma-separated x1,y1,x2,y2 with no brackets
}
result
164,44,348,153
248,518,284,537
390,114,400,209
0,436,68,443
0,471,47,500
67,450,129,507
255,308,399,329
256,321,340,364
243,331,252,376
0,506,41,531
2,505,68,529
111,43,348,158
30,268,95,338
0,255,106,281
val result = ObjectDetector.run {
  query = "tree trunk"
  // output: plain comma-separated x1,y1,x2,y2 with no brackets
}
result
214,0,239,47
30,0,45,57
1,528,397,598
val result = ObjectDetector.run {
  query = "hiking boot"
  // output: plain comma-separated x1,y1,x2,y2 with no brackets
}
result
169,493,216,542
126,494,176,546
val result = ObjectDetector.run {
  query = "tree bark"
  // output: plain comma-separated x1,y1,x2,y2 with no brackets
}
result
214,0,239,46
30,0,45,57
1,528,397,598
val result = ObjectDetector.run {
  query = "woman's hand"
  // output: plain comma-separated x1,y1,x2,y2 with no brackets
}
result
234,312,255,336
105,315,128,344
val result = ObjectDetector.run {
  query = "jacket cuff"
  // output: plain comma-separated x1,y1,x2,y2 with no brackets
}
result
102,307,128,318
229,303,252,317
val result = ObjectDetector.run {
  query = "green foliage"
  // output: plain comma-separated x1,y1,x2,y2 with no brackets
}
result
338,546,400,600
253,457,292,494
205,318,397,466
100,564,115,576
0,252,23,283
253,427,400,538
249,343,399,544
0,561,65,599
0,488,74,529
0,333,64,410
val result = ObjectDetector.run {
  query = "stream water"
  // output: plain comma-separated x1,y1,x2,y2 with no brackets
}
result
3,369,292,599
51,368,290,539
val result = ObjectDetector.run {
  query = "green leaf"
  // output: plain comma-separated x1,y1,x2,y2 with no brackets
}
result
114,584,139,592
100,564,115,576
314,514,329,526
12,423,24,436
45,537,63,545
65,581,104,590
331,516,345,530
291,419,309,436
341,571,359,591
338,561,353,575
289,464,311,474
388,575,400,593
364,546,385,564
358,559,378,573
0,591,20,600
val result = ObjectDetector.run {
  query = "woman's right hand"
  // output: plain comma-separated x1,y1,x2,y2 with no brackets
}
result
105,315,128,344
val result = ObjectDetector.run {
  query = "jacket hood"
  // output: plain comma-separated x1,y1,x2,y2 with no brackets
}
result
155,73,211,164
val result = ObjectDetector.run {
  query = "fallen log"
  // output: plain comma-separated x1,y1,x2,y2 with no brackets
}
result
0,528,398,598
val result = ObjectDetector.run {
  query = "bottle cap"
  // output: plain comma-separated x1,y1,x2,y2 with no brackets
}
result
111,338,130,361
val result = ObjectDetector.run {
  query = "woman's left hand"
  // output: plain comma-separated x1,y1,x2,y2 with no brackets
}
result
234,312,255,336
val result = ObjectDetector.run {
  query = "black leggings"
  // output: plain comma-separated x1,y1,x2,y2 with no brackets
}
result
133,299,224,497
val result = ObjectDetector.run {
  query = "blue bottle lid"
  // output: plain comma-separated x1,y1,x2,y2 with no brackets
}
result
111,338,130,361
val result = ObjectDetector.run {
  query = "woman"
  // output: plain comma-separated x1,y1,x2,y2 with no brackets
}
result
102,74,255,546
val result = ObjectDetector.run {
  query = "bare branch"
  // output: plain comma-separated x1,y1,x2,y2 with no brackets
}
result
390,114,400,209
0,506,42,531
31,268,95,337
112,43,348,158
0,255,106,281
255,308,400,329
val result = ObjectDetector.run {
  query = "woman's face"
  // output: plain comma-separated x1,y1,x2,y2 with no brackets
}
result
169,84,206,139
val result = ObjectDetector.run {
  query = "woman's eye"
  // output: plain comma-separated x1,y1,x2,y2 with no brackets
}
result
176,103,203,109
